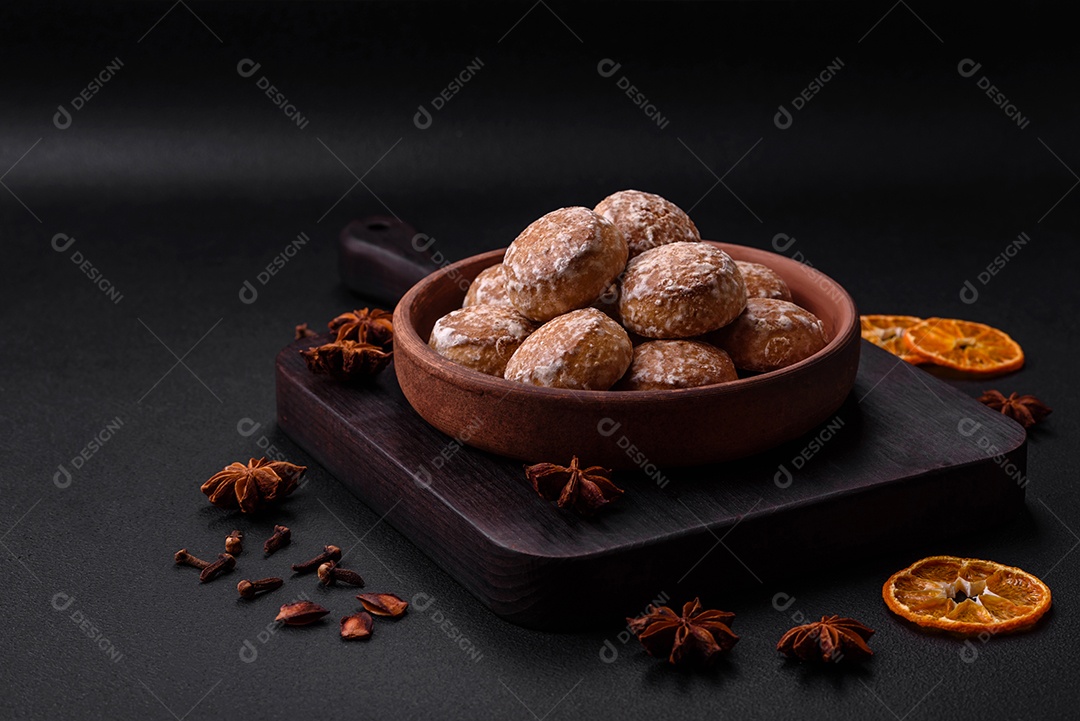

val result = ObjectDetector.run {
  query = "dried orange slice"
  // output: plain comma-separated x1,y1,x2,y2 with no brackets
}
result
860,315,926,363
883,555,1051,636
903,318,1024,375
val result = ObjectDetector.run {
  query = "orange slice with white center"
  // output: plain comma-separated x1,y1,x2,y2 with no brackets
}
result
882,555,1051,636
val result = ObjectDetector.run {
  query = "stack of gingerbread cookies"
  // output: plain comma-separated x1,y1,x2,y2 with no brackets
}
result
429,190,828,391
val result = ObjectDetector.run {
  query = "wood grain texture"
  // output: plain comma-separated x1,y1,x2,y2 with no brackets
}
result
277,340,1027,630
394,242,862,468
338,216,437,304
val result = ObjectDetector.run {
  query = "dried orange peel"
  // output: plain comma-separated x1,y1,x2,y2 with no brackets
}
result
859,315,926,364
902,318,1024,375
882,555,1051,637
861,314,1025,376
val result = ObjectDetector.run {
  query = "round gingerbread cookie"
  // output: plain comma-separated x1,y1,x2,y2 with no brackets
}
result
711,298,828,372
463,263,514,308
616,340,738,391
429,305,537,377
594,189,700,258
503,207,628,323
504,308,632,391
736,261,792,302
619,242,747,339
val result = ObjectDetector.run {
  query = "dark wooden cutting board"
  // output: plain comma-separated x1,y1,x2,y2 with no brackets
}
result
276,340,1027,630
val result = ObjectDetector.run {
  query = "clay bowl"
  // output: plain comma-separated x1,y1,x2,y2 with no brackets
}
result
394,242,860,469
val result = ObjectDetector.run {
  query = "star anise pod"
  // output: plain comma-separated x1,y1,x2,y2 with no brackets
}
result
627,598,738,665
525,456,624,517
201,457,306,513
300,338,392,382
776,615,874,663
978,390,1052,429
328,308,394,350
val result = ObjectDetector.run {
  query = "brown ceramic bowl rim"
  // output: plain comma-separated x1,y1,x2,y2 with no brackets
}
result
396,241,859,402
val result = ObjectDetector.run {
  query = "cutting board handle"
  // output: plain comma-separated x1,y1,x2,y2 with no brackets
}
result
338,216,440,304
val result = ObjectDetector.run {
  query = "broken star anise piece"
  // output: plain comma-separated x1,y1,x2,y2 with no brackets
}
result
200,457,306,513
627,598,738,665
300,338,392,382
357,592,409,618
777,615,874,663
525,456,624,517
978,390,1052,429
295,323,318,340
328,307,394,350
340,612,374,640
276,601,330,626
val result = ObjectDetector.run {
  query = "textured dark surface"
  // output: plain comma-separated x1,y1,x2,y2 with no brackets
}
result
278,336,1027,629
1,2,1077,720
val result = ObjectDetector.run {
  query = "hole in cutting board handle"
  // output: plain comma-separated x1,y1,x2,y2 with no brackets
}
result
339,215,438,305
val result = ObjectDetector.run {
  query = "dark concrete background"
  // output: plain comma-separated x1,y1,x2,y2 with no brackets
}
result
1,2,1077,719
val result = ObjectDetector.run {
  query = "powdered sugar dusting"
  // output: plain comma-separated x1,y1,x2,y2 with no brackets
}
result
741,297,821,334
594,189,700,258
619,242,747,338
713,298,827,372
429,305,537,376
503,207,628,321
504,308,632,390
736,261,792,301
505,208,605,286
463,263,514,308
618,340,737,390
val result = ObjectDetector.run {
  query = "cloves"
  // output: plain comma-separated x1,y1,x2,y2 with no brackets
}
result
237,577,284,599
199,553,236,583
264,525,291,555
174,548,211,570
226,530,244,555
292,544,342,574
317,561,365,587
